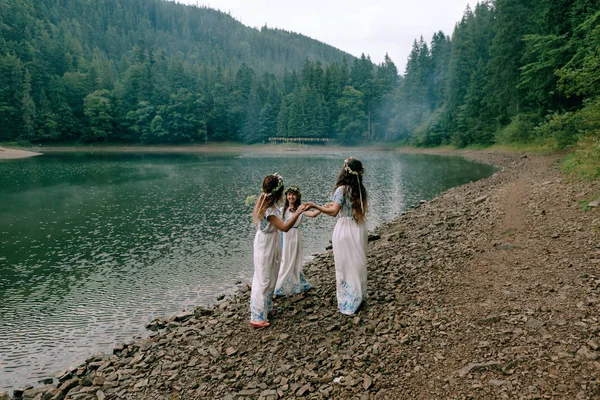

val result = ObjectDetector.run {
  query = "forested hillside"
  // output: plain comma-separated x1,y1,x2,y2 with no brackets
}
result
388,0,600,172
1,0,599,162
0,0,396,143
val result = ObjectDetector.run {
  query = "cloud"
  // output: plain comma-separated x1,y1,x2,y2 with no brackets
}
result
177,0,472,73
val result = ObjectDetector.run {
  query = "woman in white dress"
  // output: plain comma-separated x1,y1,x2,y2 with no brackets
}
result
275,186,321,297
250,174,308,328
308,158,368,315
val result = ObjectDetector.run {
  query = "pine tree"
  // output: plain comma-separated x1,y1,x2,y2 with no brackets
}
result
21,69,37,141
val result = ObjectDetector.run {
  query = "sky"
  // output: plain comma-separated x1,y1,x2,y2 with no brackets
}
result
175,0,473,74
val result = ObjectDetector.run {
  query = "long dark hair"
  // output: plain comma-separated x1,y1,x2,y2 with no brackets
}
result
335,158,367,222
253,174,284,224
282,186,302,219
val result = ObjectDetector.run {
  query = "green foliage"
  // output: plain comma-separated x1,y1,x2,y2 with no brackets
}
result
563,143,600,179
386,0,600,162
337,86,367,142
2,0,399,145
519,33,571,113
495,113,540,145
558,96,600,178
412,107,451,147
535,111,580,148
3,0,600,155
557,11,600,98
83,89,115,142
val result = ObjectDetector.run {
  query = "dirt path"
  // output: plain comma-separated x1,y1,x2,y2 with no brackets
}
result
382,153,600,399
4,151,599,400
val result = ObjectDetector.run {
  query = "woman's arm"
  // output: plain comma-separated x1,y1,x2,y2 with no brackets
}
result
268,204,309,232
306,202,340,217
303,209,321,217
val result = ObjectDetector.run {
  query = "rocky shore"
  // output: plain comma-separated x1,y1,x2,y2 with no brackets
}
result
3,150,599,400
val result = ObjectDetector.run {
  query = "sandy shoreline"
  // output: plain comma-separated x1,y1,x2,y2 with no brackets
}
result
2,149,599,400
12,143,396,155
0,146,42,160
1,143,474,159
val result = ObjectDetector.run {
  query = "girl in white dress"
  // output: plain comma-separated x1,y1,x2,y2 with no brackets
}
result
250,174,308,328
275,186,321,297
308,158,368,315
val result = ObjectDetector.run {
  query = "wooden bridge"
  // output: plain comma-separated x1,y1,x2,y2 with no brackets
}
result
268,137,330,143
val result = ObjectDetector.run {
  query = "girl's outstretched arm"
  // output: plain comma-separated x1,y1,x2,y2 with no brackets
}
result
303,208,321,217
268,203,309,232
306,202,340,217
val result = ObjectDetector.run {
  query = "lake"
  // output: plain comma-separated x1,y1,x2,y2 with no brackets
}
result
0,150,495,390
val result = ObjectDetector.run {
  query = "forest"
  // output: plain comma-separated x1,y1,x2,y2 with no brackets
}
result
0,0,599,160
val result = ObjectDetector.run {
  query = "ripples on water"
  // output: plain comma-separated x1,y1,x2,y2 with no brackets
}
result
0,151,494,390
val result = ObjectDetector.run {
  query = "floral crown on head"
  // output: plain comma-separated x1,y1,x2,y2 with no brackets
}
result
344,157,365,176
284,186,302,196
262,173,283,196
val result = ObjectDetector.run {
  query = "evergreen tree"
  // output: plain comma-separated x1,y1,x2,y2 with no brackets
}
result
337,86,367,142
21,69,36,141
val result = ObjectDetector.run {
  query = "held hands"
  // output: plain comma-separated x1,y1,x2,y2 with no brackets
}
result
297,203,310,213
298,202,316,213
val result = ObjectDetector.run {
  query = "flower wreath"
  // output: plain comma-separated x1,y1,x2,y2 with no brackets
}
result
344,157,365,176
262,172,284,197
284,186,302,196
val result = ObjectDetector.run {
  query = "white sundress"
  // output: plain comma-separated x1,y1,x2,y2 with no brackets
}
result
332,186,367,315
274,208,311,296
250,206,282,322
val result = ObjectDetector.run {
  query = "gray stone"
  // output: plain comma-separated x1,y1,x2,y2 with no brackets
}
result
49,390,64,400
458,361,501,378
588,199,600,207
474,196,488,205
525,318,545,329
22,385,56,399
237,389,259,395
58,378,79,393
576,346,598,360
225,347,236,356
208,345,220,359
133,379,148,389
296,384,311,396
174,311,194,322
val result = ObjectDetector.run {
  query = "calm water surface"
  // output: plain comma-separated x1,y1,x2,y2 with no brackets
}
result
0,150,495,390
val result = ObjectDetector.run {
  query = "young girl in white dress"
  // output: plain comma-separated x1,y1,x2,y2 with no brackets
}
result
308,158,368,315
274,186,321,297
250,174,308,328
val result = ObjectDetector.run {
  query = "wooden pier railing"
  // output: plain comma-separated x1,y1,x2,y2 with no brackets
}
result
268,137,329,143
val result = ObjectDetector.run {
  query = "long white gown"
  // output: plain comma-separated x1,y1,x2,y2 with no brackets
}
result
250,206,281,322
274,209,311,296
332,186,367,315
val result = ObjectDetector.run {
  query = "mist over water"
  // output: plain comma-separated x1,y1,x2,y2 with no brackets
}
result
0,151,495,390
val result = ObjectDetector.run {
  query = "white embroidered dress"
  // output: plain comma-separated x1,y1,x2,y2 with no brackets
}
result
250,205,282,322
332,186,367,315
274,208,311,296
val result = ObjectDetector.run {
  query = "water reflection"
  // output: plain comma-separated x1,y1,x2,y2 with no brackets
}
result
0,151,494,390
